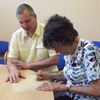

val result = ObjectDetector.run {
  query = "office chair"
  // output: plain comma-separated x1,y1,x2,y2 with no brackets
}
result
55,54,66,97
92,41,100,48
53,54,65,82
57,54,65,71
0,41,9,64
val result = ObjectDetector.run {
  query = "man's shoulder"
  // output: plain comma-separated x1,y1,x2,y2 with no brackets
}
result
11,28,27,41
37,21,45,28
12,28,26,37
13,28,24,34
40,23,45,27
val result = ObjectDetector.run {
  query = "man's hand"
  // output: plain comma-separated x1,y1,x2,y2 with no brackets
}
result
36,70,51,81
5,70,26,83
10,59,29,69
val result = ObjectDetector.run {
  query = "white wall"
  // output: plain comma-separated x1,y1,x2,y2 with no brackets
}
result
18,0,65,24
0,0,18,42
65,0,100,41
0,0,100,42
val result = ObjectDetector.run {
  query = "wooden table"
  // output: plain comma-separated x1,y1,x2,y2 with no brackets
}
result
0,64,54,100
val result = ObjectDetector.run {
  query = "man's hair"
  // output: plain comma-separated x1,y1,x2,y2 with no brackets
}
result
16,4,35,16
43,14,78,49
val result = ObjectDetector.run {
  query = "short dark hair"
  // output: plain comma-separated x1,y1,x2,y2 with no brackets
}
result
16,4,35,16
43,14,78,49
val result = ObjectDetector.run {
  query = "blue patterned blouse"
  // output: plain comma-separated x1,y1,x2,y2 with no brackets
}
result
63,38,100,100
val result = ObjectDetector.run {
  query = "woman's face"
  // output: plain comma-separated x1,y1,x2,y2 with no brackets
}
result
60,45,73,55
51,41,73,56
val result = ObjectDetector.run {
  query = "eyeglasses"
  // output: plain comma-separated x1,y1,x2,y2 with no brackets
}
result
49,43,63,50
49,40,65,50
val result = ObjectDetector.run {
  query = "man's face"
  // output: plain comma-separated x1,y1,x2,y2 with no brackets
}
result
17,10,37,34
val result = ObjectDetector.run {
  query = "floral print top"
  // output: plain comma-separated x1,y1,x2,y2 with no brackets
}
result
63,38,100,100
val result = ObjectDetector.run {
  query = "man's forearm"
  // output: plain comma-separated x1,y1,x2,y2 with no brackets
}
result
29,55,59,69
7,58,18,72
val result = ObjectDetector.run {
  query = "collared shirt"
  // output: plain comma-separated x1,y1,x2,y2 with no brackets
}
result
63,38,100,100
8,21,58,73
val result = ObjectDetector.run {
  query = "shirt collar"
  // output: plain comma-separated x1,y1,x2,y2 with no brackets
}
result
34,20,41,36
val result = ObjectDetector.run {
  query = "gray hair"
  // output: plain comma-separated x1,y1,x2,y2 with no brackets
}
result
16,4,35,16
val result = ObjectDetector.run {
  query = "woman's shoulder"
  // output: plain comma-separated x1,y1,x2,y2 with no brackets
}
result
79,38,99,51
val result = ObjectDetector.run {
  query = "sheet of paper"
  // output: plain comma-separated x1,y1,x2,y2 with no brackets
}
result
12,75,48,92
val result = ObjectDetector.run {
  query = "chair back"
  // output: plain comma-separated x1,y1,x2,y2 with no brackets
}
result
0,41,9,54
57,54,65,71
0,41,9,64
92,41,100,48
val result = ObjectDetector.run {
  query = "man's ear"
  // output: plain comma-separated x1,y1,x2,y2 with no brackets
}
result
34,14,37,19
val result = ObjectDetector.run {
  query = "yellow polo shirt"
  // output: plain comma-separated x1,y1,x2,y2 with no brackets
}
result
8,21,58,73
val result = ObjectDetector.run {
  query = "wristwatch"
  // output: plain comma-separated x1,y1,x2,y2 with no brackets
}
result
66,84,71,92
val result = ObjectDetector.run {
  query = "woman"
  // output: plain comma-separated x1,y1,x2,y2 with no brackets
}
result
36,14,100,100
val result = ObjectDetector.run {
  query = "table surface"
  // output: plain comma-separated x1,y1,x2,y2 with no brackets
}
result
0,64,54,100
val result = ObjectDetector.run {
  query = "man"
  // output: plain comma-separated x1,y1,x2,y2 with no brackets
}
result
6,4,59,83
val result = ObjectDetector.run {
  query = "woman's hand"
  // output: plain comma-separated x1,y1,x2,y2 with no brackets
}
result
36,70,51,81
36,82,66,91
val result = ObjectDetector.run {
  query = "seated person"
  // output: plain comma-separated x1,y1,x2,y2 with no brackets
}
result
6,4,59,83
36,14,100,100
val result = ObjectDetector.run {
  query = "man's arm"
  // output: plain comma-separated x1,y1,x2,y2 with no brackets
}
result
6,57,25,83
10,55,59,69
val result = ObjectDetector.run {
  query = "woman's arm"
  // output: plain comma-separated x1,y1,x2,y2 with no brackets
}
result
49,72,66,81
36,70,66,81
69,78,100,97
37,78,100,98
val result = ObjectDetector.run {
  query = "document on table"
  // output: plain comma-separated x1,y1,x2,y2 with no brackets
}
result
12,75,48,92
